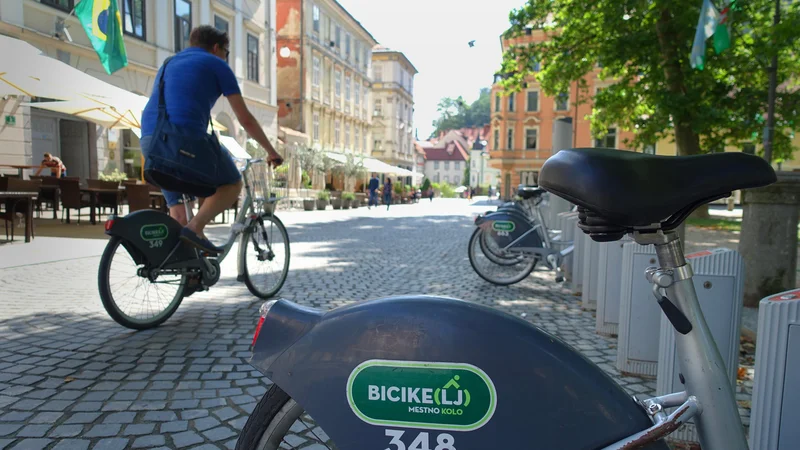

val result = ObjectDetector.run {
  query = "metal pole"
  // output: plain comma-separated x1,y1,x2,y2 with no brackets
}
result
763,0,780,164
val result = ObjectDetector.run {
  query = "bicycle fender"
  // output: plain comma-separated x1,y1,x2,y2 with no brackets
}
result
475,211,544,250
104,210,196,266
251,296,668,450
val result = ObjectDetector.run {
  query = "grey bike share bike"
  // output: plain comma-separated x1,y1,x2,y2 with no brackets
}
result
236,148,775,449
469,185,574,285
97,159,290,330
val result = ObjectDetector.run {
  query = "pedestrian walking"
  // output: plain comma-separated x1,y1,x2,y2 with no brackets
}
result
367,173,379,209
383,178,393,210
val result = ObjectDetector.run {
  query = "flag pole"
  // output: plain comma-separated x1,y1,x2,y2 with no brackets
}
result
763,0,780,164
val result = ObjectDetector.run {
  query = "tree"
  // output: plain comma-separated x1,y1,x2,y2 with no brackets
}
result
464,157,472,187
499,1,800,161
421,178,431,192
430,88,492,138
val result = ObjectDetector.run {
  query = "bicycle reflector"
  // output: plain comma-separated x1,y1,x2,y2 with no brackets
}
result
104,217,115,231
252,300,278,347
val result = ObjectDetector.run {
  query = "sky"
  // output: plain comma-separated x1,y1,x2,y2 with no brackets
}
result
336,0,526,139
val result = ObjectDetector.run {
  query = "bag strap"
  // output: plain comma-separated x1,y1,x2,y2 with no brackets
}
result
157,56,174,117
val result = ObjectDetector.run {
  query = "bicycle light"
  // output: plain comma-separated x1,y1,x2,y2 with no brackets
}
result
104,216,115,231
252,300,279,347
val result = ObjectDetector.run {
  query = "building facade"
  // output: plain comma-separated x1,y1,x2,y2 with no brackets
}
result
275,0,377,156
370,47,417,176
0,0,278,181
419,131,469,185
489,26,634,199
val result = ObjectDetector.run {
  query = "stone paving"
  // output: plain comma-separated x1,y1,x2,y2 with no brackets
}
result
0,199,754,449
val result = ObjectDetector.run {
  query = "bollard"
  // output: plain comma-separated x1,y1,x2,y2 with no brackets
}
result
559,212,579,281
749,289,800,449
616,241,661,377
656,248,744,446
572,222,585,295
596,237,632,337
581,234,601,311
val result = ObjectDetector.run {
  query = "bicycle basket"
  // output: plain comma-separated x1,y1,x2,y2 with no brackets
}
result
248,161,278,213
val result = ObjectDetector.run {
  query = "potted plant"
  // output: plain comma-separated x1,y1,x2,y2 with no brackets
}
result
342,192,355,209
332,196,343,210
303,198,315,211
317,191,330,210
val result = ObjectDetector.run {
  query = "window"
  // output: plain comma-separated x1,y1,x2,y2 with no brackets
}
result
520,171,538,186
362,129,366,152
355,41,361,65
508,94,515,112
374,65,382,81
409,76,413,94
335,70,342,98
493,130,499,149
345,123,350,148
363,48,369,71
345,33,351,59
444,161,450,170
444,175,450,183
334,120,341,146
526,91,539,112
312,56,321,87
355,127,360,151
507,128,514,149
326,62,333,104
643,144,656,155
313,113,320,142
495,94,501,112
247,34,259,82
594,128,617,148
326,17,333,43
214,16,229,62
174,0,192,52
335,26,341,50
525,129,538,149
434,161,440,169
345,74,351,101
454,176,460,185
122,0,146,39
454,161,460,170
400,70,405,87
354,80,360,108
743,143,756,155
312,4,320,33
555,93,569,111
40,0,73,12
374,99,382,116
375,140,382,152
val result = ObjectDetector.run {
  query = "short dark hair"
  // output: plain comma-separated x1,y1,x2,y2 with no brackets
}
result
189,26,229,51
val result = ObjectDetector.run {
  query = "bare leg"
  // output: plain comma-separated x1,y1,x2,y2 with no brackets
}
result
185,180,241,237
169,201,195,227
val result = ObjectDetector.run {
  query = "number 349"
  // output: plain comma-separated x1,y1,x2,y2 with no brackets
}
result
385,429,455,450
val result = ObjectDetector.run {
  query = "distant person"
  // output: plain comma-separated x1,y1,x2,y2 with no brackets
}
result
429,188,434,202
35,153,67,178
383,178,393,210
368,174,380,209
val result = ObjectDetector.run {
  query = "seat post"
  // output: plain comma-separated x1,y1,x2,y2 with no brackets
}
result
635,230,748,449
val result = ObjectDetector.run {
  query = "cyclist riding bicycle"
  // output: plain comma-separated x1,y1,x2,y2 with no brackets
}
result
140,25,282,255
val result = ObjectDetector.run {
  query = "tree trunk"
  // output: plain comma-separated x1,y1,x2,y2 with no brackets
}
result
655,7,708,220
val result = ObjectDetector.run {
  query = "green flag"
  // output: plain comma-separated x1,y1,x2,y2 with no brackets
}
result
690,0,733,70
74,0,128,75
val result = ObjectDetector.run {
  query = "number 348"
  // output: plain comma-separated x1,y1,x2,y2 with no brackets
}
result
385,429,456,450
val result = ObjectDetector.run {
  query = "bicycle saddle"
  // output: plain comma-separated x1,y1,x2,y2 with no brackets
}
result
539,147,776,241
517,185,546,200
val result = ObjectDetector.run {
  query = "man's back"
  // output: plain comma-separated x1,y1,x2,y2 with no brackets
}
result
368,177,379,192
141,48,240,136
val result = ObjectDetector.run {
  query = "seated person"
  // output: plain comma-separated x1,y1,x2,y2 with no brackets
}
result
34,153,67,178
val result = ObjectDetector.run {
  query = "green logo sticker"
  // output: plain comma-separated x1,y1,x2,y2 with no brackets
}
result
140,224,169,241
491,221,515,232
347,360,497,431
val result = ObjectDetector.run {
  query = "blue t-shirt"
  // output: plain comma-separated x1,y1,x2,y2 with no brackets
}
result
141,47,240,136
368,177,379,193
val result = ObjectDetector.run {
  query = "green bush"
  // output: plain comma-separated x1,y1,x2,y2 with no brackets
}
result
99,169,128,182
431,182,441,191
421,178,431,192
317,190,330,201
342,192,356,201
439,183,456,198
393,183,404,194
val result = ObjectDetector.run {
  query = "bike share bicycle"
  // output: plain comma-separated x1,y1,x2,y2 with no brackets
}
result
469,185,574,285
235,148,775,449
97,159,290,330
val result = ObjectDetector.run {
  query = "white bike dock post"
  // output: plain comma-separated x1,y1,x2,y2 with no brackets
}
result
595,236,632,336
656,248,744,446
559,212,579,282
581,235,602,311
616,241,661,377
749,289,800,449
572,222,585,295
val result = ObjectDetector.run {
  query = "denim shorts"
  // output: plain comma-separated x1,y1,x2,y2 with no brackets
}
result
141,135,242,208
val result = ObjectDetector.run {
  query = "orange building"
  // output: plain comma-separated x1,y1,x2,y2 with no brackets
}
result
489,27,635,199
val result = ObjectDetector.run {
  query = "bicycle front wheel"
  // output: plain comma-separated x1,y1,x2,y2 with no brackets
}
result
241,214,290,299
468,228,537,286
236,385,337,450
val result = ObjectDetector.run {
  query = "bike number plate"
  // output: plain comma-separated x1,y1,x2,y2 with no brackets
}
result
385,429,456,450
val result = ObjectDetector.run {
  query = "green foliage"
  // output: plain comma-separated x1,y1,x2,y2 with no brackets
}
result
317,190,331,201
99,169,128,182
499,0,800,160
431,182,441,190
421,178,432,191
439,182,457,198
463,158,471,187
341,192,356,201
686,217,742,231
393,183,404,194
430,88,492,138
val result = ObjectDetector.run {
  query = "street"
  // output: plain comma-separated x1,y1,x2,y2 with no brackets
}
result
0,199,751,449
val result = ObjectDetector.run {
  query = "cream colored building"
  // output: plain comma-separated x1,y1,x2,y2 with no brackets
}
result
0,0,277,180
370,47,416,183
275,0,377,157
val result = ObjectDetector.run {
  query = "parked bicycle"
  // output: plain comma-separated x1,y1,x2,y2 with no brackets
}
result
468,185,573,285
237,148,775,449
97,158,290,330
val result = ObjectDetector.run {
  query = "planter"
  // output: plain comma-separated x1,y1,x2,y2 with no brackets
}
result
351,198,360,208
303,199,316,211
316,199,328,210
332,198,343,210
343,199,351,209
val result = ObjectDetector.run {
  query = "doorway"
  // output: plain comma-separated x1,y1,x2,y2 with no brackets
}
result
59,120,90,180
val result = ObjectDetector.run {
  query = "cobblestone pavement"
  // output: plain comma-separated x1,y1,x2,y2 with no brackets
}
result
0,199,753,449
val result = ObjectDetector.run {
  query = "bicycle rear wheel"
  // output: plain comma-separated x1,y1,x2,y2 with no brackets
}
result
98,236,186,330
241,214,290,299
468,228,537,286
